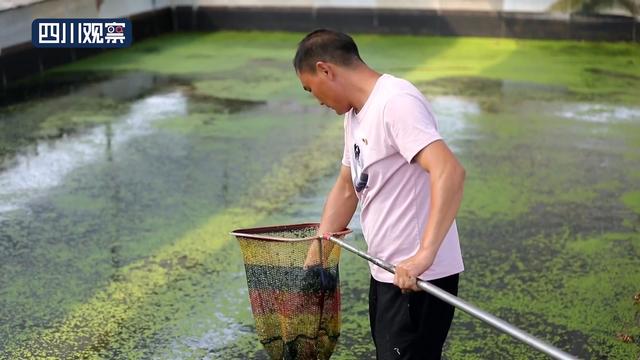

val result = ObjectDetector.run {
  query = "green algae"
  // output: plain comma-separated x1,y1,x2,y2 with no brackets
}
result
156,109,325,141
459,170,531,220
192,64,295,102
0,120,342,356
37,99,126,138
395,36,640,104
622,191,640,215
52,32,296,76
354,35,639,103
3,117,343,358
458,231,640,359
47,31,640,104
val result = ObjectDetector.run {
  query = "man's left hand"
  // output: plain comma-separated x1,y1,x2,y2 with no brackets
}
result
394,249,436,292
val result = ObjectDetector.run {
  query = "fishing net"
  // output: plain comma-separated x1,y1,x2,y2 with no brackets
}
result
231,223,351,360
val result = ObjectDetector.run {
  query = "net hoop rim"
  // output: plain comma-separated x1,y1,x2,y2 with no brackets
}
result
230,222,352,242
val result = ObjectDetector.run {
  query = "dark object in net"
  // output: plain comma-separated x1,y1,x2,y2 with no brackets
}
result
302,265,338,293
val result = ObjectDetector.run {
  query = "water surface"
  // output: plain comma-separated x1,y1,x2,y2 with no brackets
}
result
0,32,638,359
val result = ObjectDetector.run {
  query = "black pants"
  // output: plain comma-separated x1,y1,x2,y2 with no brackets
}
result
369,273,459,360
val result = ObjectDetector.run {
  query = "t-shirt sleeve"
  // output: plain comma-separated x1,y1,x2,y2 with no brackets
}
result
341,117,350,167
384,93,442,163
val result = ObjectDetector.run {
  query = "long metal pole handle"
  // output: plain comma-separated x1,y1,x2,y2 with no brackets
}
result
326,235,579,360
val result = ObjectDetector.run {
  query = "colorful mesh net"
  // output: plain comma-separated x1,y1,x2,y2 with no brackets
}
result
231,223,351,360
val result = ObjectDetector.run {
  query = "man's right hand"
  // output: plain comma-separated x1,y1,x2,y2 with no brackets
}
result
305,165,358,269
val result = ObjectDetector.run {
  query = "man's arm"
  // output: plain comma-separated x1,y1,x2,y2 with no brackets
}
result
304,165,358,268
394,140,465,291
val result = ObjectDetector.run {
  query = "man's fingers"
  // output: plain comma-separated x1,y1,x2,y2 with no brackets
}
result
394,264,423,292
395,272,417,292
410,280,420,292
407,277,418,291
401,280,416,294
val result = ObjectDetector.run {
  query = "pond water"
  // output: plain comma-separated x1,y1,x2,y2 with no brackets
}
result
0,32,638,359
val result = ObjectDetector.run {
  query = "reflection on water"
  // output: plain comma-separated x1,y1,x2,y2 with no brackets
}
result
0,92,187,216
431,96,481,138
558,103,640,123
0,71,186,107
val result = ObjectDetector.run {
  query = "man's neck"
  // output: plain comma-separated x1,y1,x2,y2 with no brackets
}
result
346,66,382,114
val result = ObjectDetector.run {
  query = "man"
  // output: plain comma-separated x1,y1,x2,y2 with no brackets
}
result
294,29,465,360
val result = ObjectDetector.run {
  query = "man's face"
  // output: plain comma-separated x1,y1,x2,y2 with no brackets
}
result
297,68,351,115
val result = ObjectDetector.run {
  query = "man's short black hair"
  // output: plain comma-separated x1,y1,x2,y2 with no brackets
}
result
293,29,363,73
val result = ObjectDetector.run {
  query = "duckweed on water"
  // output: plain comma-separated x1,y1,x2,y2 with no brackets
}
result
3,117,343,358
622,191,640,215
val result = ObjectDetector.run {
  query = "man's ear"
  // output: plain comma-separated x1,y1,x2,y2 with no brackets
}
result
315,61,333,79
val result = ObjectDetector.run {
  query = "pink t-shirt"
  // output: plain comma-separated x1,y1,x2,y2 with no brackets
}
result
342,74,464,283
